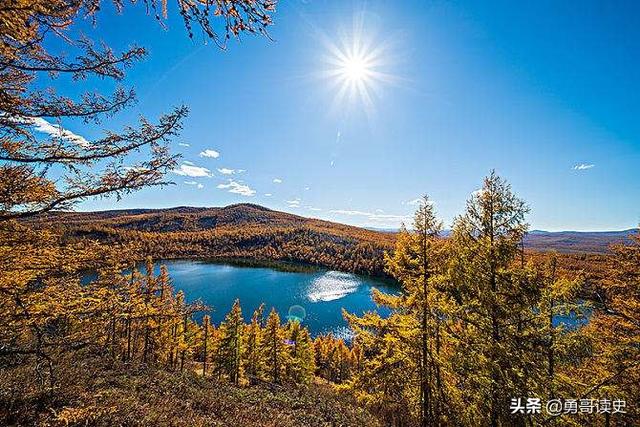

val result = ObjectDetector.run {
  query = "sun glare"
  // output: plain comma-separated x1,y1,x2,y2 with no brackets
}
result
341,56,370,83
316,13,397,118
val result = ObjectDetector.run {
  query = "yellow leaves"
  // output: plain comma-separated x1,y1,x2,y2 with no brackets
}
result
53,404,118,426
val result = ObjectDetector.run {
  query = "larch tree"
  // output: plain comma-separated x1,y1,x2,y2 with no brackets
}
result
344,196,453,425
215,299,244,384
262,307,286,384
579,233,640,425
0,0,276,407
243,303,265,380
285,319,315,384
447,170,537,426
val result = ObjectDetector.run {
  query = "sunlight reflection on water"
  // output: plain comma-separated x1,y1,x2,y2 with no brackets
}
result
307,271,361,302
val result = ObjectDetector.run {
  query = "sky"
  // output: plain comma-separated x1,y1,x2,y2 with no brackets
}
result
43,0,640,231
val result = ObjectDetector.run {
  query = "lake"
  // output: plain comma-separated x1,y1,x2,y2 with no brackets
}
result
141,259,588,337
152,260,396,338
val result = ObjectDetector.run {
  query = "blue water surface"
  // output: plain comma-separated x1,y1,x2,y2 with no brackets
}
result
152,260,396,338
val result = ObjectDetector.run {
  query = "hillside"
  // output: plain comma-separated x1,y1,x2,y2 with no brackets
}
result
524,229,638,253
33,203,635,256
31,204,396,277
4,359,379,427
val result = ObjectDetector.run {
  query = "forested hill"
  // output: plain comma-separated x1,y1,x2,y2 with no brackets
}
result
33,203,636,255
31,203,397,277
523,228,638,253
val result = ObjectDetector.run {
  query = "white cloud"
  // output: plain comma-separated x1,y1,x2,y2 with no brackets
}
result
264,193,272,197
286,198,301,208
304,186,310,191
173,162,213,177
307,207,322,211
178,142,190,147
218,168,244,175
573,163,595,171
28,117,91,148
329,209,371,217
183,160,194,165
217,179,255,197
329,208,411,227
406,198,422,206
184,181,204,189
199,149,220,158
273,178,283,184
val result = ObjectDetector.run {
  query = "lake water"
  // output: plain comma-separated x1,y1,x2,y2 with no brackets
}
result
153,260,396,338
141,260,588,337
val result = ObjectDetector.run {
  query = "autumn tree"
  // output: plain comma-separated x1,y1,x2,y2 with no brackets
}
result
243,303,265,380
262,308,286,384
214,299,244,384
286,319,315,384
577,233,640,425
0,0,275,220
343,196,453,425
0,0,275,415
446,171,542,425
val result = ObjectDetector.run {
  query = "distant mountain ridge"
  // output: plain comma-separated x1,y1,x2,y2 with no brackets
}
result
33,204,637,255
523,228,637,254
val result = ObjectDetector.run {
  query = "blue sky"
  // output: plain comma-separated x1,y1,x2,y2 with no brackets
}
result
48,0,640,231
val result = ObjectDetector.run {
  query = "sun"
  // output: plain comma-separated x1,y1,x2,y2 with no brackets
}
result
316,13,397,117
340,55,371,83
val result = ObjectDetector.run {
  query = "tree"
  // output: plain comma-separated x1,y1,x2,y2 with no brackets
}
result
215,299,244,384
243,303,265,380
578,233,640,425
0,0,276,221
344,196,451,425
447,170,538,425
285,319,315,384
262,308,286,384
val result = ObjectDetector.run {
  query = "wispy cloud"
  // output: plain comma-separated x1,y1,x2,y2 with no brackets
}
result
218,168,244,175
286,198,301,208
28,117,91,148
329,209,411,226
404,197,434,206
173,162,213,177
307,207,322,211
273,178,283,184
178,142,190,147
217,179,256,197
199,149,220,158
573,163,595,171
184,181,204,189
329,209,371,217
405,198,422,206
264,193,272,197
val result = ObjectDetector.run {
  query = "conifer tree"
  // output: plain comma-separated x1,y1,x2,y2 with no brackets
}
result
447,171,536,425
286,320,315,384
215,300,244,384
244,304,266,380
262,308,286,384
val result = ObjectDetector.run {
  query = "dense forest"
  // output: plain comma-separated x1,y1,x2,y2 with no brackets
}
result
26,203,623,286
1,1,638,426
2,173,639,425
28,204,397,277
